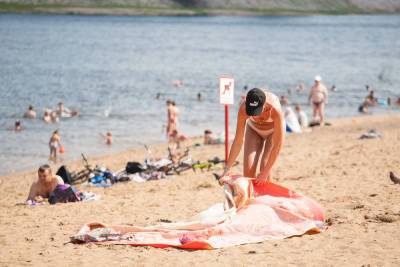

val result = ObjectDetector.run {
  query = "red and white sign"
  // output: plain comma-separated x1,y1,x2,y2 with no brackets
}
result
219,76,235,105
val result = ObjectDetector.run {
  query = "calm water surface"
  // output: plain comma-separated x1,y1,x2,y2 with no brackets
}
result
0,14,399,175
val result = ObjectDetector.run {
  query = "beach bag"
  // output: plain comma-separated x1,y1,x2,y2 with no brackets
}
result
125,162,145,174
48,184,81,205
56,165,73,185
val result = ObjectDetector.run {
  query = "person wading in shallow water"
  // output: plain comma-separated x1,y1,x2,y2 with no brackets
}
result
49,130,62,162
308,75,328,126
220,88,285,195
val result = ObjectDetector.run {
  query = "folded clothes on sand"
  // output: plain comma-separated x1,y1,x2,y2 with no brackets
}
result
72,175,325,249
359,129,382,139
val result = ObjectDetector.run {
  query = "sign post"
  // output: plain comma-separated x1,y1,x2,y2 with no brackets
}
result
219,76,235,162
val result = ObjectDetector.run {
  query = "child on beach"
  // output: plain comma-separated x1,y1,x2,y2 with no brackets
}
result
295,104,309,128
49,130,62,162
101,132,113,145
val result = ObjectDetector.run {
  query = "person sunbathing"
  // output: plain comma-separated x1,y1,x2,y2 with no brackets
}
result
27,165,64,202
203,130,223,145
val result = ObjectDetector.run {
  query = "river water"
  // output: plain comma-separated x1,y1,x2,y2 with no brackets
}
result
0,14,399,175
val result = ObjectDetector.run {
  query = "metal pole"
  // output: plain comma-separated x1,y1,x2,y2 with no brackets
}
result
225,104,229,161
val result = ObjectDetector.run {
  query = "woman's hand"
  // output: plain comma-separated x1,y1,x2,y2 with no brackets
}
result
218,175,232,186
255,170,271,184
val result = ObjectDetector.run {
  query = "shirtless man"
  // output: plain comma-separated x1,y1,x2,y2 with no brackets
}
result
27,165,64,202
308,76,328,126
24,105,37,119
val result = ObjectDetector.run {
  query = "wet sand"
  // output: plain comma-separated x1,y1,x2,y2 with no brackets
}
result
0,113,399,266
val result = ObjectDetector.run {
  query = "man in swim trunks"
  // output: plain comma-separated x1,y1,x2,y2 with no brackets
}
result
308,76,328,126
220,88,285,189
27,164,64,202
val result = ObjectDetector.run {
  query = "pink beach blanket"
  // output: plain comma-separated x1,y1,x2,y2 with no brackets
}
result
72,175,325,249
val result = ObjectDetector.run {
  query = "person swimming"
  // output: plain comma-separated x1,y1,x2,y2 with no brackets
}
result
100,132,113,145
14,120,22,131
24,105,37,119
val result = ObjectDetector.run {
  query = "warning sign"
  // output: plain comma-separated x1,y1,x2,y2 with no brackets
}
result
219,76,234,105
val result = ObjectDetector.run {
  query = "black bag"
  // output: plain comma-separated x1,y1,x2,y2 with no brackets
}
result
56,165,73,185
125,162,145,174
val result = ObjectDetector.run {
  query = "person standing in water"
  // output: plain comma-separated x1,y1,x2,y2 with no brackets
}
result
24,105,37,119
14,120,22,131
166,100,179,140
308,75,328,126
220,88,285,193
49,130,62,162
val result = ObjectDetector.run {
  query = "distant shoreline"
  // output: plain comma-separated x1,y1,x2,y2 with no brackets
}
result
0,3,399,16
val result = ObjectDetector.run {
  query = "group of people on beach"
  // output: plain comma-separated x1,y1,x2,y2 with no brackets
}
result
23,75,400,203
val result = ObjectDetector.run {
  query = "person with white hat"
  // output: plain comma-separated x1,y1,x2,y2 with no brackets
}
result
308,75,328,126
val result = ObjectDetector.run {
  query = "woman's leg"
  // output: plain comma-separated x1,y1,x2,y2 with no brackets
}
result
259,134,273,182
243,125,264,178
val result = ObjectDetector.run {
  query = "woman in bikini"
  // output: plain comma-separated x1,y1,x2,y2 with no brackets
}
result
220,88,285,193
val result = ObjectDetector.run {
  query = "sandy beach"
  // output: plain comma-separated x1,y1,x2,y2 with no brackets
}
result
0,113,399,266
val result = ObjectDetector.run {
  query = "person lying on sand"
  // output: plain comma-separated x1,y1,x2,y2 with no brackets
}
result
203,130,223,145
220,88,285,185
27,164,64,202
49,130,62,162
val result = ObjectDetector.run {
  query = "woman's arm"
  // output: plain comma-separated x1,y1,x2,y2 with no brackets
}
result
257,108,285,181
223,104,248,174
